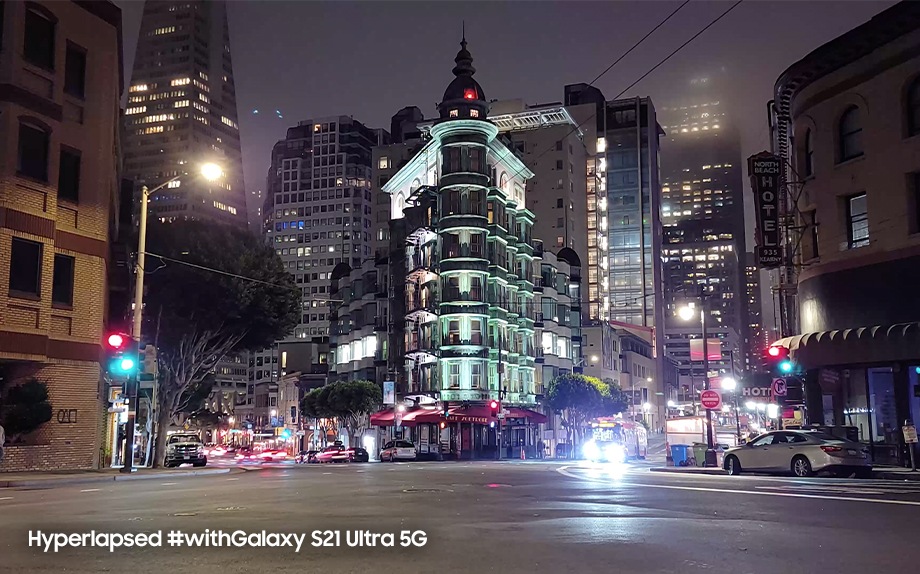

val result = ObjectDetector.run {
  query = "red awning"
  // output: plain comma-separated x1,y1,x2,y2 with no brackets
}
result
505,407,548,424
370,408,396,426
400,407,440,425
447,405,495,424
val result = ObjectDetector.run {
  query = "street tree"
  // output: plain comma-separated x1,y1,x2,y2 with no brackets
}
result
144,220,300,466
546,373,619,456
0,378,53,443
326,380,382,447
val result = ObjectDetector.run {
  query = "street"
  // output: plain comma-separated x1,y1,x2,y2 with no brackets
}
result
1,461,918,573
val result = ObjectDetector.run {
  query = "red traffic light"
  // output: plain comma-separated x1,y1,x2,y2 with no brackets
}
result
489,400,499,410
766,345,788,359
107,333,126,349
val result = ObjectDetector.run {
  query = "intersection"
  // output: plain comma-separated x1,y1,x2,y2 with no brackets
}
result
1,461,917,574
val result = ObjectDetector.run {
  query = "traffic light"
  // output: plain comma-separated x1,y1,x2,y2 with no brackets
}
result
442,401,450,418
765,344,794,375
489,400,500,417
105,333,138,378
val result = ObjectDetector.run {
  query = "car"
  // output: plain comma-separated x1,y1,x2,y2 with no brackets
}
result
164,434,207,468
582,440,627,463
723,430,872,478
314,445,350,463
296,450,319,464
380,440,417,462
234,449,260,464
347,447,369,463
257,449,289,462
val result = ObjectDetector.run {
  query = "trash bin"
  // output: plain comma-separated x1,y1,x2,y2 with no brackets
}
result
670,444,690,467
692,443,709,467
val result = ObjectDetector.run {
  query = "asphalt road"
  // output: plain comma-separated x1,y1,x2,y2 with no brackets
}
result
1,460,918,574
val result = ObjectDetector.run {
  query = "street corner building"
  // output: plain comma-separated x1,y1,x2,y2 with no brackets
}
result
329,36,582,459
770,1,920,465
0,1,123,471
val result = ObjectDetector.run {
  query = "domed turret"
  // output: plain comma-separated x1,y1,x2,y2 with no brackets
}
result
437,28,489,122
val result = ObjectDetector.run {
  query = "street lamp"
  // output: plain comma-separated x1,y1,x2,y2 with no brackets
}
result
667,400,677,408
677,288,717,467
121,163,223,474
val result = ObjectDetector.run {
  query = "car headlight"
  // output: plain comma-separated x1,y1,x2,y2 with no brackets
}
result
583,441,600,460
606,445,626,461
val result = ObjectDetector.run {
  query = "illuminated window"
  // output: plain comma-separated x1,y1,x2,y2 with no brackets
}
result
168,180,181,189
171,77,190,87
193,101,208,113
130,84,148,93
152,26,176,35
463,88,476,100
378,157,389,170
449,109,459,118
198,93,210,103
174,100,189,108
470,109,480,118
125,106,146,115
221,116,238,129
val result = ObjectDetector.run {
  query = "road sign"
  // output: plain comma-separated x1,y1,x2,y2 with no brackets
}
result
771,378,788,397
700,390,722,410
903,425,918,444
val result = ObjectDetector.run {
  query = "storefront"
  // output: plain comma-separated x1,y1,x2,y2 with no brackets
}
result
776,322,920,466
369,405,548,460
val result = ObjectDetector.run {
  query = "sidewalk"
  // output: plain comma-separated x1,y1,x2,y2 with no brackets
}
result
0,466,230,488
649,465,920,480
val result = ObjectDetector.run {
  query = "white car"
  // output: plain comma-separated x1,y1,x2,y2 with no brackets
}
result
723,430,871,478
380,440,417,462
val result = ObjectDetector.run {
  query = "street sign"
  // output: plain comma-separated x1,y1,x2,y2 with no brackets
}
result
903,425,918,444
771,378,788,397
701,390,722,410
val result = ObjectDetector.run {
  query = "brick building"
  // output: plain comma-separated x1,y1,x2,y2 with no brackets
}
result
0,1,123,471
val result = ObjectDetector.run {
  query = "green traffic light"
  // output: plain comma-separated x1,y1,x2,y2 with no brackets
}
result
779,360,794,374
109,357,137,375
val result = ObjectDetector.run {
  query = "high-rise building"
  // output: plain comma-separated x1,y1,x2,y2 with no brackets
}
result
743,252,765,373
0,0,123,471
657,75,747,386
122,0,245,225
564,85,668,415
247,116,387,433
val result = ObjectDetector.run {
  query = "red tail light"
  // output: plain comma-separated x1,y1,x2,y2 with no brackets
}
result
820,445,844,454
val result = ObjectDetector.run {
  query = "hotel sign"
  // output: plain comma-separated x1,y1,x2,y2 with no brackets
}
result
748,152,782,268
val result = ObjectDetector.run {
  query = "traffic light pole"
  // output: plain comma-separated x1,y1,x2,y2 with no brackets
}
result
121,185,149,474
700,288,717,468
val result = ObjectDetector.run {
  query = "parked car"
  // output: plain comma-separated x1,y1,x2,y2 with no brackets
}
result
380,440,417,462
164,434,207,468
347,447,369,463
723,430,871,478
296,450,318,464
314,445,350,463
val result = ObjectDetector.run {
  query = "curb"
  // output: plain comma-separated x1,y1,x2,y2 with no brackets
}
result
1,467,230,488
649,467,727,476
872,471,920,481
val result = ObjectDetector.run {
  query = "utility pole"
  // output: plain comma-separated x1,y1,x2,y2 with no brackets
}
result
700,285,717,468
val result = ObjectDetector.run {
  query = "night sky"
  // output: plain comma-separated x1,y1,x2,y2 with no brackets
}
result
116,1,893,209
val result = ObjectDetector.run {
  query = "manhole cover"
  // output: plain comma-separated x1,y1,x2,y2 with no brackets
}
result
216,506,245,511
402,488,449,493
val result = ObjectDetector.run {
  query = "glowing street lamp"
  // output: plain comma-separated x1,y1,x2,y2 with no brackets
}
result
721,377,737,392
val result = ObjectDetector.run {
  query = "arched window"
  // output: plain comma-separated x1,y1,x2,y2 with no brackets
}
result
410,178,421,192
838,106,863,162
908,77,920,137
499,172,509,191
803,129,814,177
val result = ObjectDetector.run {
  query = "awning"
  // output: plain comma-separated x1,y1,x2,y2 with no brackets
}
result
775,322,920,369
370,407,442,427
446,405,495,424
504,407,548,424
370,409,396,426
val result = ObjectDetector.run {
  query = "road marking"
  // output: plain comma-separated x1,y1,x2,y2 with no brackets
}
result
226,478,239,481
556,466,920,507
79,488,100,493
161,482,177,486
322,472,332,475
0,496,13,501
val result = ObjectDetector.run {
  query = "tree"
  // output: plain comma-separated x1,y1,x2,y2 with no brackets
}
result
301,381,382,447
545,373,622,457
326,380,381,447
0,378,53,442
144,220,300,466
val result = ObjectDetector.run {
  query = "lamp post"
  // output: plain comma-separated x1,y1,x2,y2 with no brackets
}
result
678,288,717,468
121,164,223,473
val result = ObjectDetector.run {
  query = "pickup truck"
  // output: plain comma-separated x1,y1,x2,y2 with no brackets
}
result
164,433,207,468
